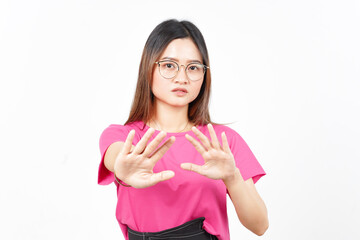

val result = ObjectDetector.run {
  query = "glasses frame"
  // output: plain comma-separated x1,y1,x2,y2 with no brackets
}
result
154,60,210,82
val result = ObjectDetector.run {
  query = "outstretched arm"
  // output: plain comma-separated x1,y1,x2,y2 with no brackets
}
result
104,128,176,188
181,124,269,235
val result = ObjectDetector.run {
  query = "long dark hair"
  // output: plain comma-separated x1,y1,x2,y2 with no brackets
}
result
124,19,228,128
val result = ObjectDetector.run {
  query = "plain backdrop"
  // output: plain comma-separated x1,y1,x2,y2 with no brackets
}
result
1,0,359,239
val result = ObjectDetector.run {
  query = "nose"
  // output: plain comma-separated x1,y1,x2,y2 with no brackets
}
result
174,65,189,84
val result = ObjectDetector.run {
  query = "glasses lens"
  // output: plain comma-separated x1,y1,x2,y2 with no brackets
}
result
159,61,178,79
187,63,205,81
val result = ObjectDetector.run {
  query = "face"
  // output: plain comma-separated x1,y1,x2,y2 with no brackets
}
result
151,38,204,108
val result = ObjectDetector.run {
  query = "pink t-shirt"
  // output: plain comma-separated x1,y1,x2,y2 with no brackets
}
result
98,120,266,240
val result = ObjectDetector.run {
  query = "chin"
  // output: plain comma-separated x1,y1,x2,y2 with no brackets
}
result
156,95,194,107
170,102,189,107
167,100,190,107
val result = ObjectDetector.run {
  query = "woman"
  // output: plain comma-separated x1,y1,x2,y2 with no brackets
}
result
98,19,268,240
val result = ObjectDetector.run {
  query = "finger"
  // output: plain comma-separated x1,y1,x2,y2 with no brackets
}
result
149,136,176,164
149,170,175,185
142,131,167,157
180,163,204,175
191,126,212,150
185,134,206,155
132,127,155,154
121,129,135,154
207,124,221,149
221,132,231,153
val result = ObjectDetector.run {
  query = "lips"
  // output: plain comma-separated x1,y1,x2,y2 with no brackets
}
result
171,88,188,93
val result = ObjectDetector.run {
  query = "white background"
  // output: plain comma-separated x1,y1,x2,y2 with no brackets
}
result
1,0,359,239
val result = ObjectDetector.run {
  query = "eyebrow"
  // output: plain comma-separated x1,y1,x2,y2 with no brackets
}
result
160,57,202,64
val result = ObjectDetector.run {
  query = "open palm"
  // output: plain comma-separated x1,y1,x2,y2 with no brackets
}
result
114,128,176,188
181,124,238,181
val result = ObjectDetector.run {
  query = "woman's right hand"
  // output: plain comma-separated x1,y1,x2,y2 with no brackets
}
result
113,128,176,188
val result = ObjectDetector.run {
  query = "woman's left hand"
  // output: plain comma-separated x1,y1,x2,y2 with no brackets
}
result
181,124,238,182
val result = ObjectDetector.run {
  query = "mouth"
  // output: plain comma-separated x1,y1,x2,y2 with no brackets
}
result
171,88,188,93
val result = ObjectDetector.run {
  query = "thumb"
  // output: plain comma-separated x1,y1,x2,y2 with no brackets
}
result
151,170,175,184
181,163,203,175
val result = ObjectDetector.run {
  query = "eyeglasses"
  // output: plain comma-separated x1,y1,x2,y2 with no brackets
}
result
154,60,209,81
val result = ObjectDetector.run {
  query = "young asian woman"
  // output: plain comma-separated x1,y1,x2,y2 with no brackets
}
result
98,19,268,240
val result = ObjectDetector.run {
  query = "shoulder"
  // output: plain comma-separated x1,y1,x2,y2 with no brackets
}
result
102,121,143,133
211,124,248,148
100,120,148,141
101,124,129,135
212,124,241,138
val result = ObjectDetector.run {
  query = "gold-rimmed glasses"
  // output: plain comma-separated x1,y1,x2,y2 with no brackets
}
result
154,60,209,81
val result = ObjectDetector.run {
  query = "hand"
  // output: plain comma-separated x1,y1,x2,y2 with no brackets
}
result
114,128,176,188
181,124,238,182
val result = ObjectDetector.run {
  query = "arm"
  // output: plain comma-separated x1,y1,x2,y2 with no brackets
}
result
104,141,134,172
181,124,268,235
102,129,176,188
223,169,269,236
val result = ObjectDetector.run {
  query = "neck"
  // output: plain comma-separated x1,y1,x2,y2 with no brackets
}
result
148,100,194,133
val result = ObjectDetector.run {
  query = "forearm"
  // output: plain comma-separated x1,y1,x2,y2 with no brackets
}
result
223,168,269,236
104,142,135,173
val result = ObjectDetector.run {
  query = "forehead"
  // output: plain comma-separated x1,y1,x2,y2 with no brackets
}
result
159,38,202,63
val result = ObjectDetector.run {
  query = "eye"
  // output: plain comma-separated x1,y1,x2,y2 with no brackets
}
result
188,64,202,71
189,66,197,70
161,61,176,69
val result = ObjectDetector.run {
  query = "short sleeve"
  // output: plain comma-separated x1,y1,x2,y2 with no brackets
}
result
227,129,266,190
98,124,129,185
